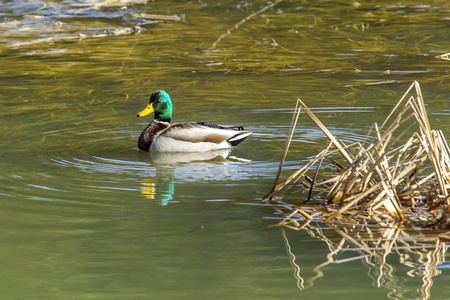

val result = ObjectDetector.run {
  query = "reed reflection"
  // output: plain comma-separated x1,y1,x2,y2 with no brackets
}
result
279,220,448,299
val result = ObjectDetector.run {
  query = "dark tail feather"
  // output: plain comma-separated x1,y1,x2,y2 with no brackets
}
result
227,131,252,146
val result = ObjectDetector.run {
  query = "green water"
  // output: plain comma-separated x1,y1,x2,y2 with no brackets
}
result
1,1,449,299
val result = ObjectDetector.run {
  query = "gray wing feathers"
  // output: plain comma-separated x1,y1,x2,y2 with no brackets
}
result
162,122,251,144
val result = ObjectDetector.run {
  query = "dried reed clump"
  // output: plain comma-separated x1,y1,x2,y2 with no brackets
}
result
265,81,450,228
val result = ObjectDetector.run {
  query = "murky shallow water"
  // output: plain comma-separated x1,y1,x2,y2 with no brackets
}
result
1,0,449,299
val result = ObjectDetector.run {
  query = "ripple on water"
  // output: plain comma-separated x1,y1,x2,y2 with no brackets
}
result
1,104,379,206
46,150,275,182
35,148,280,206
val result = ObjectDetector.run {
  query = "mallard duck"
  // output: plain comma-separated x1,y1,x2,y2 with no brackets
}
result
136,90,252,152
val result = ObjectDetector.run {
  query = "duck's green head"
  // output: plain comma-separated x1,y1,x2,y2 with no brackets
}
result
137,90,173,122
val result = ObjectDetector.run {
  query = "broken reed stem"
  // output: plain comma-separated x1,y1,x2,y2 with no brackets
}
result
268,142,356,200
379,81,418,129
409,96,448,196
297,99,353,163
305,143,331,203
264,99,302,201
265,148,325,201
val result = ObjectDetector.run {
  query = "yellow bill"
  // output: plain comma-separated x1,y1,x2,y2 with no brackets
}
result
137,103,154,117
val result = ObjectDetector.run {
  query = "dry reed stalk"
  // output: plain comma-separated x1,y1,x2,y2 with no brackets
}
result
297,99,354,163
268,81,450,228
437,53,450,60
265,99,303,200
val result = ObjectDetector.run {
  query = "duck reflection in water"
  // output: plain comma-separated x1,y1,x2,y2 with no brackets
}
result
139,149,233,205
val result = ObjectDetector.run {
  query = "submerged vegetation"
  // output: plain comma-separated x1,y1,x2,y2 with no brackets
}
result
265,82,450,232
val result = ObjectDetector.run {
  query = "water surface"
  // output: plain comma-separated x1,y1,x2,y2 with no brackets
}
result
0,0,449,299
